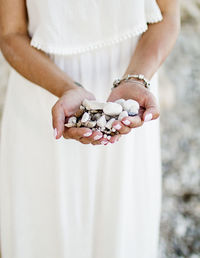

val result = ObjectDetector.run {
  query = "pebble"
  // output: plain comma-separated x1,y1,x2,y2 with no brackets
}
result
129,104,139,114
103,102,122,116
67,99,140,136
118,111,129,121
87,120,97,128
122,99,139,112
82,99,105,110
115,98,125,106
97,115,107,128
81,112,90,123
128,111,137,117
106,118,116,129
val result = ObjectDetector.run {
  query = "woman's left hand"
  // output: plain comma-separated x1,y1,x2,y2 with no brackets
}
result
106,81,160,135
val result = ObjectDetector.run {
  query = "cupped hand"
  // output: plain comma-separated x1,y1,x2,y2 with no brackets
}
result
106,81,160,135
52,86,95,139
52,87,120,145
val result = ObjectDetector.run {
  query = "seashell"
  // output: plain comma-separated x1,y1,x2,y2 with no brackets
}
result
118,111,129,121
105,115,111,121
81,112,90,123
92,113,102,121
65,116,77,127
75,109,84,118
105,118,115,129
76,120,82,127
115,98,125,106
80,105,85,110
122,99,139,112
97,115,107,128
86,120,97,128
107,135,111,140
103,102,122,116
82,99,105,110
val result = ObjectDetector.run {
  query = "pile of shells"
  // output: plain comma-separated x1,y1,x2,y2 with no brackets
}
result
65,99,140,138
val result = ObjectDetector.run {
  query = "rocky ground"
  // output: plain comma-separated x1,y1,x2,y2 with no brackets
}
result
159,1,200,257
0,1,200,257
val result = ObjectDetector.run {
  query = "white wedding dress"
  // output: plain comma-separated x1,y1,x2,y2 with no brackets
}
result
0,1,162,258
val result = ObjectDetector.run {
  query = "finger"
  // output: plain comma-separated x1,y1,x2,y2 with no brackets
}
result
77,129,104,145
92,136,110,145
121,116,143,128
112,121,131,135
143,94,160,122
63,127,93,140
52,103,65,139
109,134,121,144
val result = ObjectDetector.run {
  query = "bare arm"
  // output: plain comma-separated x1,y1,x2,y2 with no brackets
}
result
0,0,78,97
124,0,180,78
0,0,110,145
107,0,180,135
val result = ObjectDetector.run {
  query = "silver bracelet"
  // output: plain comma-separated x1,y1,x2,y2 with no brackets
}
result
113,74,150,89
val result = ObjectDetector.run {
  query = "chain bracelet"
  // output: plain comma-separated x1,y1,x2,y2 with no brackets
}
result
113,74,150,89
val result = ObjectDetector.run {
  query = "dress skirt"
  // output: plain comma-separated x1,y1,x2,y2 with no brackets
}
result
0,36,162,258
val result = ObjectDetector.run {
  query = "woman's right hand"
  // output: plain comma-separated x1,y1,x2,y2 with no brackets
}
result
52,87,120,145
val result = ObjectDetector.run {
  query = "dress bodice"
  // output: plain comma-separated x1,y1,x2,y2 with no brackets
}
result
26,0,162,55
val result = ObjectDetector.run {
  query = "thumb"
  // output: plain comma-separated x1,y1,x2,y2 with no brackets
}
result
142,94,160,122
52,103,65,139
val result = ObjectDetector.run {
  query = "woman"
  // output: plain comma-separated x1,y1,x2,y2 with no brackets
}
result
0,0,180,257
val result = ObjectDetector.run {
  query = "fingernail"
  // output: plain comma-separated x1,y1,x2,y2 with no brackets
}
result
122,120,130,126
83,131,92,137
54,128,58,139
113,124,121,130
144,113,153,122
94,134,102,141
101,140,108,145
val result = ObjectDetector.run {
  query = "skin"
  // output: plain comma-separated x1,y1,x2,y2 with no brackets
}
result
0,0,180,145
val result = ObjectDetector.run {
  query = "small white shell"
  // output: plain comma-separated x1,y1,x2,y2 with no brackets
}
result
86,120,97,128
81,112,90,123
65,116,77,127
97,115,107,128
107,135,111,140
118,111,129,121
105,118,115,129
103,102,122,116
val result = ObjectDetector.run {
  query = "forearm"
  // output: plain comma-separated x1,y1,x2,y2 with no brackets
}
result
0,33,77,97
124,3,180,79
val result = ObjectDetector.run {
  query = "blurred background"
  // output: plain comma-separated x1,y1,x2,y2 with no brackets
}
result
0,0,200,257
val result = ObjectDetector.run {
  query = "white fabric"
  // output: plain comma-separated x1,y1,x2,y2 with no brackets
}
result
27,0,163,55
0,36,162,258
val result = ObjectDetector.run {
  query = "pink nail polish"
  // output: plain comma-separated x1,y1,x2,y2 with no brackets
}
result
101,141,108,145
122,120,131,126
94,135,102,141
113,124,121,130
54,128,58,139
84,131,92,137
144,113,153,122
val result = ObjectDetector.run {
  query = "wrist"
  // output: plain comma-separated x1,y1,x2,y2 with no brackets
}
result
60,81,84,97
